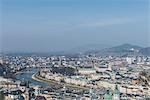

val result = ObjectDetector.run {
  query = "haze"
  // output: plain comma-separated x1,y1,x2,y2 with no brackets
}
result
1,0,150,53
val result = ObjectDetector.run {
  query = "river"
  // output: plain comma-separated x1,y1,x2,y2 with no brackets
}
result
15,68,49,87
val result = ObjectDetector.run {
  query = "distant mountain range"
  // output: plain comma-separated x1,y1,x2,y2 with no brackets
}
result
84,44,150,56
3,44,150,56
104,44,142,52
140,47,150,56
67,44,111,53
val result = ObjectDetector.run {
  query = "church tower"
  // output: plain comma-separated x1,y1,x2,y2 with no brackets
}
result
113,85,120,100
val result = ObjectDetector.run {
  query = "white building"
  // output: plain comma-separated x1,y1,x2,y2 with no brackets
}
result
78,68,96,75
126,57,135,64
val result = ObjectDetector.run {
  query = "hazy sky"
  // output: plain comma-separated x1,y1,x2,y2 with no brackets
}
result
1,0,150,53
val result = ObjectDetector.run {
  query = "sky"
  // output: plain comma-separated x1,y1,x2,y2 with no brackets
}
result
1,0,150,53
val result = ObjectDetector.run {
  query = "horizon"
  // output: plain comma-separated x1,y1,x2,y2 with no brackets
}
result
1,43,149,54
1,0,150,53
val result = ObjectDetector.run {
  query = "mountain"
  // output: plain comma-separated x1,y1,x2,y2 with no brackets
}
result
104,44,142,53
140,47,150,56
5,44,149,56
85,44,145,56
67,44,111,53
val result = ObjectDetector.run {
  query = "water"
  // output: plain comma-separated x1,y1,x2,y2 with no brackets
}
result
15,68,49,87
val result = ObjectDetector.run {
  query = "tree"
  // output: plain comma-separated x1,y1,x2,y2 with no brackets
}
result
0,92,5,100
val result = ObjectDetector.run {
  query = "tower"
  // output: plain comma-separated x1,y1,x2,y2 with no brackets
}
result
113,85,120,100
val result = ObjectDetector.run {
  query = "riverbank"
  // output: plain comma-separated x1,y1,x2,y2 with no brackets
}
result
32,73,89,90
14,67,33,76
32,73,58,85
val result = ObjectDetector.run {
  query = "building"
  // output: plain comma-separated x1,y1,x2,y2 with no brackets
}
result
113,85,120,100
78,68,96,75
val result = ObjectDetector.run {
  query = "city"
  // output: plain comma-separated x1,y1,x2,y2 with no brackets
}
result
0,47,150,99
1,0,149,100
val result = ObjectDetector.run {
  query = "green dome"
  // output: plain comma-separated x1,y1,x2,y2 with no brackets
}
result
104,90,112,100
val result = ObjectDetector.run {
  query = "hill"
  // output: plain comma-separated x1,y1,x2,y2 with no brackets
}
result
140,47,150,56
